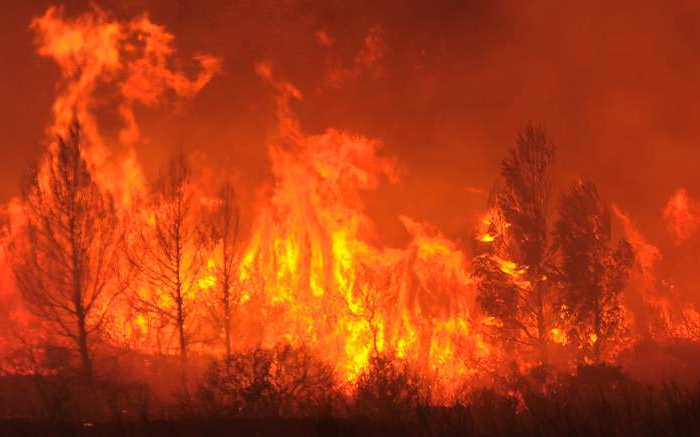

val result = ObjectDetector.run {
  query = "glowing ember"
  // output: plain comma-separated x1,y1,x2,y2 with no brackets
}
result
550,328,567,345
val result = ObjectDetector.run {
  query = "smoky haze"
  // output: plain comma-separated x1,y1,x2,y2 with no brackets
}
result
1,1,699,294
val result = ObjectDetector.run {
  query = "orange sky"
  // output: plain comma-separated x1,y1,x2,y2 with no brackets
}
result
1,0,700,284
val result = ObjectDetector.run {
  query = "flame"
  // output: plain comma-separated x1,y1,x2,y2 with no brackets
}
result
475,210,529,286
31,5,221,205
550,328,567,345
662,189,699,245
0,7,489,385
588,333,598,345
8,3,700,395
613,205,660,284
614,204,700,342
221,65,478,381
479,233,495,243
197,258,218,289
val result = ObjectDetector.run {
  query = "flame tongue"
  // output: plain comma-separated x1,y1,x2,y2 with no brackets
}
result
16,6,481,385
230,67,477,381
31,5,221,205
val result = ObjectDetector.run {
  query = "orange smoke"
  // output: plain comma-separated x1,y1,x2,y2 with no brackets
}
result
613,205,661,284
322,26,385,88
614,204,700,342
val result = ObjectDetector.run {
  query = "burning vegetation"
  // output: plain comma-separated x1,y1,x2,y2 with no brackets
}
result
1,3,700,436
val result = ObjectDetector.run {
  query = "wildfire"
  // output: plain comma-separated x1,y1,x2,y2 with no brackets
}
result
220,65,479,381
3,3,700,401
614,204,700,343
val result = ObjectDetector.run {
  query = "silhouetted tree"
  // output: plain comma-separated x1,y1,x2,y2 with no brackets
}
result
350,262,388,358
354,352,429,421
473,207,522,361
474,124,555,365
555,179,634,364
195,344,334,418
128,153,205,368
207,182,241,359
8,121,122,381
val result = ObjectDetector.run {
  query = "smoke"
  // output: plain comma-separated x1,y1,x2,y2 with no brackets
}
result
612,205,661,337
321,25,385,88
613,205,661,284
614,202,700,344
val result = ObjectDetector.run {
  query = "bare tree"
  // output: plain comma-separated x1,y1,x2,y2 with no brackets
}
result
474,123,555,366
555,179,634,364
8,121,122,381
350,262,385,358
128,153,205,368
207,182,241,359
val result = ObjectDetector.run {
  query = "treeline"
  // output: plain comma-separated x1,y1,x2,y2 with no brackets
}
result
473,123,635,369
2,354,700,436
4,120,243,382
1,120,699,436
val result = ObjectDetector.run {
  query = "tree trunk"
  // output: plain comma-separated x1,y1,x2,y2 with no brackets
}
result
174,215,187,370
593,294,601,365
223,276,231,359
76,309,93,381
176,283,187,370
73,256,92,381
70,156,92,382
535,281,548,367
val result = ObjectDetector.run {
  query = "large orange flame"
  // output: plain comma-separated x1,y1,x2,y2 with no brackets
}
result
230,64,477,381
31,5,221,205
4,4,700,395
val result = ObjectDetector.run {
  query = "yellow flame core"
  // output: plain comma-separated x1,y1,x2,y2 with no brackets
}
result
588,333,598,345
219,107,477,382
197,276,216,289
28,16,484,386
479,233,495,242
134,314,147,333
550,328,567,345
17,5,700,396
494,257,525,277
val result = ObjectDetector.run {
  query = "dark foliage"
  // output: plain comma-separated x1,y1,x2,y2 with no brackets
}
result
353,352,429,422
3,363,700,436
187,344,335,419
474,123,556,365
556,179,635,363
